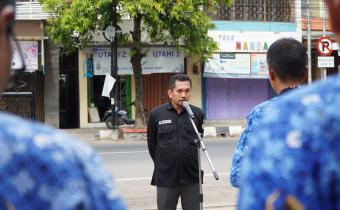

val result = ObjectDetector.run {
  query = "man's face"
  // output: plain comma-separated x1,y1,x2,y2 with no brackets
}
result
0,5,15,92
168,80,191,108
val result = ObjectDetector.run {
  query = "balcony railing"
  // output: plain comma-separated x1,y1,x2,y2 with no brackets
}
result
16,2,49,20
210,0,294,22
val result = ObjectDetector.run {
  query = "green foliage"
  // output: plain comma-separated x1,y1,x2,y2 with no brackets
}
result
39,0,114,52
39,0,232,57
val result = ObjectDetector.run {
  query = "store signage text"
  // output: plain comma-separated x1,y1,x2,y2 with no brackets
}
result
235,41,269,52
92,47,184,75
208,31,301,53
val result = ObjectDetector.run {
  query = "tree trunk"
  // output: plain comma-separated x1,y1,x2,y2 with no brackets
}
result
131,14,147,128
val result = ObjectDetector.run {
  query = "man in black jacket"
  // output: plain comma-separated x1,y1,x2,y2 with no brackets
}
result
147,74,204,210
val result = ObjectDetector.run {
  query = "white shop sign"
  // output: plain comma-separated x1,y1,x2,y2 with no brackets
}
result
204,53,269,79
93,47,184,75
317,56,334,68
205,53,251,74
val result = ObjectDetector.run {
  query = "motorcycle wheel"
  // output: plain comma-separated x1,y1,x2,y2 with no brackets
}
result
105,116,115,129
105,116,126,128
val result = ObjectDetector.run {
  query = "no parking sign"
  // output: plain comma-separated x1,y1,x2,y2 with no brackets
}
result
317,36,334,56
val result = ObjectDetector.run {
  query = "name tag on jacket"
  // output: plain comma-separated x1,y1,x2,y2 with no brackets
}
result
159,120,172,125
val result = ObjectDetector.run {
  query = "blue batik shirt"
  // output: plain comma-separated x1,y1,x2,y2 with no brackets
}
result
0,112,126,210
238,74,340,210
230,98,276,188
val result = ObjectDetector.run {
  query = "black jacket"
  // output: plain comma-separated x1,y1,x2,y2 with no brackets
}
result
147,102,204,186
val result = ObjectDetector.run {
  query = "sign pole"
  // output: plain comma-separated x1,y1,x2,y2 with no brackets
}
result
316,37,334,70
307,0,312,84
322,0,327,79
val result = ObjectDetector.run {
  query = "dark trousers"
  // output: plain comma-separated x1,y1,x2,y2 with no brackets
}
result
157,183,200,210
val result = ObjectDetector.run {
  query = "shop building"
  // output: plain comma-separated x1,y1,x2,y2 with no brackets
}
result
203,1,301,120
78,20,202,128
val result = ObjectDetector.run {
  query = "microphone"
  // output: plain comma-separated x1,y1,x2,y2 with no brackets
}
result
182,101,194,118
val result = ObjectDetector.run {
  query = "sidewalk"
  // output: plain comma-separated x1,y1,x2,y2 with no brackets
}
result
61,120,244,143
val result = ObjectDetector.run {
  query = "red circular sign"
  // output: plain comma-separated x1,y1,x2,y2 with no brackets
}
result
316,36,333,56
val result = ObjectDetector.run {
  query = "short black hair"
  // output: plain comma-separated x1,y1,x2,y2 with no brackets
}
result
267,38,307,82
168,74,192,90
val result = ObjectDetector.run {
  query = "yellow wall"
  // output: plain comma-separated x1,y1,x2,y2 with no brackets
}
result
79,51,89,128
185,56,203,108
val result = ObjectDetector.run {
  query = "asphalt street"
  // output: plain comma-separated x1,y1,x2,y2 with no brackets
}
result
91,138,239,210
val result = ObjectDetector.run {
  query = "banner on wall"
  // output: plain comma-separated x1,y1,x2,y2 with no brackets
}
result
204,53,269,79
250,54,268,75
92,47,184,75
205,53,250,74
11,41,38,71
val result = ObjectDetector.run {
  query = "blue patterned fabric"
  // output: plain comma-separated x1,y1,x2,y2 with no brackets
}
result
230,98,276,188
238,74,340,210
0,112,126,210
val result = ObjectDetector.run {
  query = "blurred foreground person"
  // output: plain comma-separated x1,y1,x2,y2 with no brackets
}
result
230,38,307,188
238,1,340,209
0,1,126,209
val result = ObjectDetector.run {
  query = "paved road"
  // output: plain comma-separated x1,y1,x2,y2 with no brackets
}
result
91,138,239,210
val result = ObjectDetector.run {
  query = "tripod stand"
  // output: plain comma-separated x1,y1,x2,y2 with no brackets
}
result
188,114,219,210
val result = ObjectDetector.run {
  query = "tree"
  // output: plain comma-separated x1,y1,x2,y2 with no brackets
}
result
39,0,232,128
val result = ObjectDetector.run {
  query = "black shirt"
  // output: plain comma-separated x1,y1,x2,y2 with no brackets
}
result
147,102,204,186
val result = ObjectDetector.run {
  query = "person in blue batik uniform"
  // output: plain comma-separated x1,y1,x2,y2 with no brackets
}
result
238,1,340,209
0,1,126,209
230,38,307,188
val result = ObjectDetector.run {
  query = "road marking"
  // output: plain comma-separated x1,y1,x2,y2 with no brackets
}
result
114,172,230,182
97,151,148,155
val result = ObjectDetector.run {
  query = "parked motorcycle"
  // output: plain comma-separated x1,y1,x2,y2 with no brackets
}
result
103,107,135,129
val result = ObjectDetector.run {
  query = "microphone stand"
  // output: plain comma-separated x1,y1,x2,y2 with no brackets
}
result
187,114,219,210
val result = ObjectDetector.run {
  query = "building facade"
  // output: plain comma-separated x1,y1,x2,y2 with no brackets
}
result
203,0,302,120
14,0,338,127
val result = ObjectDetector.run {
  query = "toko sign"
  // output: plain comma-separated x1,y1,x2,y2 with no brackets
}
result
208,31,301,53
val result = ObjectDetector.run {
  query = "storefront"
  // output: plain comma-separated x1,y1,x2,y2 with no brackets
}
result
79,46,186,127
204,22,301,120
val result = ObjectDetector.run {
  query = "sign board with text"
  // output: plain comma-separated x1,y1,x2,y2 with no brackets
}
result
317,56,334,68
208,31,301,53
93,47,184,75
204,53,269,79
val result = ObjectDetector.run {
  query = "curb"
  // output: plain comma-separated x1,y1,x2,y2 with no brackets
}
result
62,125,243,143
96,125,243,140
203,125,243,138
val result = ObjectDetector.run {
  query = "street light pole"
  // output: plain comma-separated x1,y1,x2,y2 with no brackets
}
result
112,0,119,128
103,0,120,128
109,23,117,128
